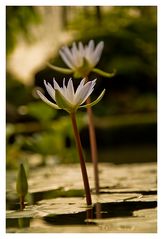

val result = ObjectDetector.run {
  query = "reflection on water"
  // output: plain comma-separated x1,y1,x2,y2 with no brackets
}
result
95,202,102,219
6,200,157,229
6,217,31,228
6,203,111,229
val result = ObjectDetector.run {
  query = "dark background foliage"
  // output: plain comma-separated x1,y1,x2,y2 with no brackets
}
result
6,6,157,168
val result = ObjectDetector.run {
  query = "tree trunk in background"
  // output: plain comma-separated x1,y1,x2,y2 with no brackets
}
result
83,7,90,18
61,6,68,29
95,6,102,25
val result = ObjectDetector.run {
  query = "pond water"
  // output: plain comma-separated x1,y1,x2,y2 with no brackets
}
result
6,163,157,233
7,200,157,228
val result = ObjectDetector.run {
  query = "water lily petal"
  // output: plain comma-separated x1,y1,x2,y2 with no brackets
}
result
71,42,82,67
60,46,76,67
60,78,67,98
53,78,67,99
44,80,56,101
36,90,60,109
79,79,97,105
78,42,85,58
55,89,74,113
75,78,86,96
59,49,74,69
75,79,96,105
66,78,75,102
53,78,61,91
80,89,106,108
71,43,77,60
84,40,96,66
62,78,67,92
92,41,104,65
88,40,95,52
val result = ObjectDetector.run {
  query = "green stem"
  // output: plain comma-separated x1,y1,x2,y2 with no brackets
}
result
20,195,25,210
70,113,92,206
85,76,100,194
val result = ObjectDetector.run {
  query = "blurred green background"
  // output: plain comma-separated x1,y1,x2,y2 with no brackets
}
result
6,6,157,169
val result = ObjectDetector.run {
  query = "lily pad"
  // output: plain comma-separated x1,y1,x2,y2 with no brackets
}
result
6,162,157,233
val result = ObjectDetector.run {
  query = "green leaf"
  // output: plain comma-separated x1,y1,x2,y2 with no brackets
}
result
80,89,106,109
47,63,73,74
27,102,56,122
92,68,116,78
16,163,28,197
55,89,73,113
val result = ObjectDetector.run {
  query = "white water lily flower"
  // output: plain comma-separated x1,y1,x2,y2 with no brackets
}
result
37,78,105,113
59,40,104,73
47,40,115,78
